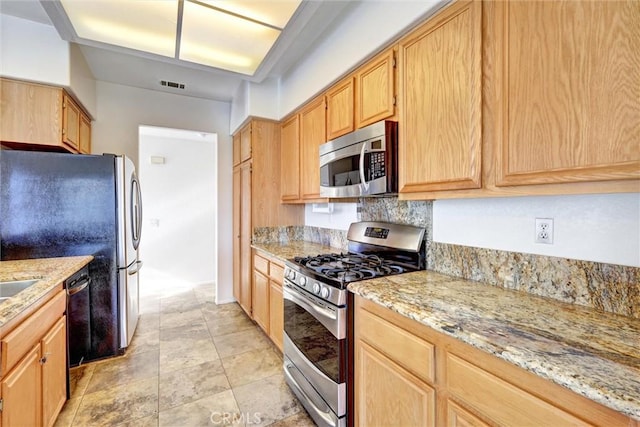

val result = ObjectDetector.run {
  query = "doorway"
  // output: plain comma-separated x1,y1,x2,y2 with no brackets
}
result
138,126,217,312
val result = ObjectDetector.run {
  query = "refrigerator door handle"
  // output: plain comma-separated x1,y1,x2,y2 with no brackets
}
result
127,260,143,275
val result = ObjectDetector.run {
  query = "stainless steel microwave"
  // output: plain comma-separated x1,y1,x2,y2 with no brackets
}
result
319,120,397,198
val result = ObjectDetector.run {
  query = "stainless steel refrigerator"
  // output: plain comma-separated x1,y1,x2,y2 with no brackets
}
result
0,150,142,365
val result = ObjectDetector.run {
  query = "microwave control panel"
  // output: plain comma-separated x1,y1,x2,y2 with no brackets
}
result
369,151,386,180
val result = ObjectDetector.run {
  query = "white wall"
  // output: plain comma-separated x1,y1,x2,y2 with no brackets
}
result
93,81,235,303
138,128,217,289
69,43,97,117
229,78,280,133
433,194,640,267
0,14,69,86
278,0,447,117
305,203,358,231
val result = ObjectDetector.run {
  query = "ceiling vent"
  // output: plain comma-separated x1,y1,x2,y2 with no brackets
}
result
160,80,185,89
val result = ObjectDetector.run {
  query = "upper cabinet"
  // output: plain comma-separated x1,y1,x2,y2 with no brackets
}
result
0,78,92,154
355,47,397,129
489,0,640,187
326,76,355,141
398,0,482,193
299,97,327,201
280,115,301,202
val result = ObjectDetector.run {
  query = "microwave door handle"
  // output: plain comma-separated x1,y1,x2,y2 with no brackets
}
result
358,141,369,191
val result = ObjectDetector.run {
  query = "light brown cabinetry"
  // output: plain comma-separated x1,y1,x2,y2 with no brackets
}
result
232,119,303,317
355,47,397,129
251,250,285,352
399,0,482,194
0,78,92,154
0,289,68,427
489,0,640,187
280,115,301,202
299,97,327,201
326,77,355,141
354,295,635,427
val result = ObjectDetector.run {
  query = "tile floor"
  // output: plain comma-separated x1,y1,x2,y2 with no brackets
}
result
54,281,315,427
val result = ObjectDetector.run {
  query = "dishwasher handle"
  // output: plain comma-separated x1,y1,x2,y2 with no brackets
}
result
67,277,91,296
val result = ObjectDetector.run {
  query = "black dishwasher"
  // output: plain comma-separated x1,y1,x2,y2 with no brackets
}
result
65,265,91,368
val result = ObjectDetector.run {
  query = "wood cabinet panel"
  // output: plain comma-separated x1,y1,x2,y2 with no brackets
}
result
357,303,434,384
41,317,67,427
299,97,326,200
232,166,241,305
326,77,355,140
253,253,269,276
62,94,80,150
79,114,91,154
1,345,41,427
252,269,269,333
233,133,241,166
240,123,252,162
399,0,482,193
239,162,252,316
0,78,62,147
355,340,436,427
356,48,396,129
269,282,283,352
280,115,301,202
446,353,589,426
446,400,489,427
495,0,640,186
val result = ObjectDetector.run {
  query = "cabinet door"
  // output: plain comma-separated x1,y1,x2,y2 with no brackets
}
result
41,317,67,427
1,345,41,427
399,0,482,193
492,0,640,186
447,400,489,427
62,94,80,150
239,162,252,316
233,133,241,166
299,97,326,200
79,114,91,154
252,269,269,333
280,115,301,202
356,48,396,129
232,166,241,304
355,340,435,427
240,123,252,162
326,77,355,140
269,281,283,352
0,78,62,147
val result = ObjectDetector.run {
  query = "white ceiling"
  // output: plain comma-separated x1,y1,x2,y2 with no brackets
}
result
0,0,355,102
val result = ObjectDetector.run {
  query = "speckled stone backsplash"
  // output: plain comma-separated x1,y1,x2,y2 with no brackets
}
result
253,226,347,250
428,242,640,319
358,197,432,246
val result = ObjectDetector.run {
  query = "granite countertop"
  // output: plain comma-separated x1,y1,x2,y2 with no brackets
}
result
348,270,640,420
252,241,340,262
0,256,93,331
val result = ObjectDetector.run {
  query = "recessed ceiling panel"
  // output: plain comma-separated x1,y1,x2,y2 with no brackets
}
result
198,0,301,29
180,1,280,75
60,0,177,58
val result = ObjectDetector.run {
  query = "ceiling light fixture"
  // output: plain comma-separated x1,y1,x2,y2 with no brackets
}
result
59,0,301,76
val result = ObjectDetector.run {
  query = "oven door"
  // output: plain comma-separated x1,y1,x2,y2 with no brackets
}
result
283,281,347,426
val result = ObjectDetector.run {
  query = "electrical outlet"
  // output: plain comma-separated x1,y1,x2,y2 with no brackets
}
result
535,218,554,244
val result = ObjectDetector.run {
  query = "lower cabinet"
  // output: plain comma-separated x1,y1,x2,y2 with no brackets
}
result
252,250,285,352
0,290,68,427
354,295,634,427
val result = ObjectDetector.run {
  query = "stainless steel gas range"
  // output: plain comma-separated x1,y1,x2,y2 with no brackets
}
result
282,221,426,427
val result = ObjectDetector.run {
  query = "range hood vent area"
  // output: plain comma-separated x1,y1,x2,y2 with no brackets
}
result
160,80,185,89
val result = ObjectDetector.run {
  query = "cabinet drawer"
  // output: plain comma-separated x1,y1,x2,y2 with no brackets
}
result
1,290,66,376
446,353,590,426
269,261,284,283
357,306,435,384
253,253,269,275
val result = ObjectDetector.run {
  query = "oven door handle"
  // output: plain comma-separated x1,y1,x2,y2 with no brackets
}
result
283,284,345,339
358,141,370,192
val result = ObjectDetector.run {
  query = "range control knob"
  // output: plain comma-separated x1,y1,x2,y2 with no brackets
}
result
320,287,330,299
287,270,296,281
299,276,307,286
313,283,321,294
